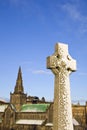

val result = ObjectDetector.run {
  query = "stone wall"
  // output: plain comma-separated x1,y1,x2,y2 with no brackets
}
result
16,112,47,120
72,104,87,129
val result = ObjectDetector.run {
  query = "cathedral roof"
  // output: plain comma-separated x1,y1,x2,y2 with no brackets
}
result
16,119,79,126
0,97,9,103
16,119,44,125
73,118,79,126
0,105,8,112
20,103,50,112
45,123,53,126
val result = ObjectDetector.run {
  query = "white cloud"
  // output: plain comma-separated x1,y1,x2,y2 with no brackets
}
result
61,2,87,33
61,3,81,21
32,70,52,75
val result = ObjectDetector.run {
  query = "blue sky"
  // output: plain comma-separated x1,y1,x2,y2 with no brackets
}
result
0,0,87,103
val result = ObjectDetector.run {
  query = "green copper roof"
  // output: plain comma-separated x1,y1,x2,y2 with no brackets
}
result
21,104,50,112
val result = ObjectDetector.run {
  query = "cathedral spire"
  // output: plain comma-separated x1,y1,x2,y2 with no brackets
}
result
14,66,24,94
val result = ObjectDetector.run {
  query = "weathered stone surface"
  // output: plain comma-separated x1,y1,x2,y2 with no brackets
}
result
47,43,76,130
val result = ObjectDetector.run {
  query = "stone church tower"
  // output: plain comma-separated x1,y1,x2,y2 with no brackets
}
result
10,67,27,111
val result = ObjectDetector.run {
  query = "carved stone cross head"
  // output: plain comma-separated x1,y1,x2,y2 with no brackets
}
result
47,43,76,74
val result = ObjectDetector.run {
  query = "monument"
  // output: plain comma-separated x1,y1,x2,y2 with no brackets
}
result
47,43,76,130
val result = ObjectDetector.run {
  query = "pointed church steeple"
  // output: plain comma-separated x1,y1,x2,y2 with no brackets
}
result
14,66,24,94
10,67,27,111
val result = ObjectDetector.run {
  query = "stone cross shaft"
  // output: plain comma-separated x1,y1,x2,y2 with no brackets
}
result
47,43,76,130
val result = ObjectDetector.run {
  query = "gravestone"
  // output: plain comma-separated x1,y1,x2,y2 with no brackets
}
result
47,43,76,130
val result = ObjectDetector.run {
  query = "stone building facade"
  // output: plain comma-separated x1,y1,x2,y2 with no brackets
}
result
0,67,53,130
72,103,87,130
0,67,86,130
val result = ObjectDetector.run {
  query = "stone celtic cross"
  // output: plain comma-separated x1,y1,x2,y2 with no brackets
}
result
47,43,76,130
